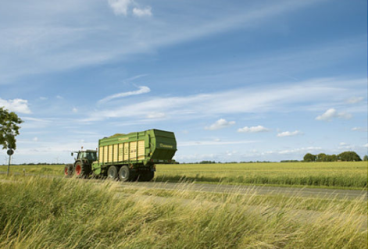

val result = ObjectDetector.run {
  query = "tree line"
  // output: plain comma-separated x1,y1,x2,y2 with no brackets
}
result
303,151,364,162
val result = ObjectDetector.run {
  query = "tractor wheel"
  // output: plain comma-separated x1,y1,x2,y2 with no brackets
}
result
64,164,73,177
74,161,91,178
118,166,131,182
138,171,154,182
107,166,118,180
64,165,69,177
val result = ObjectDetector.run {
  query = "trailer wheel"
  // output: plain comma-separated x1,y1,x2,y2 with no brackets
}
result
118,166,130,182
107,166,118,180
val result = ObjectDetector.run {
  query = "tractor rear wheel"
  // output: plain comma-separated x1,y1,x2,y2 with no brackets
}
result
107,166,118,180
74,161,90,178
118,165,131,182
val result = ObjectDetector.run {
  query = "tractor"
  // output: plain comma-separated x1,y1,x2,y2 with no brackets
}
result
64,149,97,178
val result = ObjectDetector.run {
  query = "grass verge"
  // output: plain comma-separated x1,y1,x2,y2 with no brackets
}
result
0,176,366,248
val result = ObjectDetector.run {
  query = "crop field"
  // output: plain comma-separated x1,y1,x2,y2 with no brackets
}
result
0,161,367,189
0,176,366,248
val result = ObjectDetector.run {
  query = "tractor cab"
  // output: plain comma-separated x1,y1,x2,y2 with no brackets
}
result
71,150,97,164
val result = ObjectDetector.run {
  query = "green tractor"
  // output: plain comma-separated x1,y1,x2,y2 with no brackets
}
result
64,150,97,178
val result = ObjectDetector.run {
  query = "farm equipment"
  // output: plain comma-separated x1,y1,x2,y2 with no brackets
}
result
64,129,177,181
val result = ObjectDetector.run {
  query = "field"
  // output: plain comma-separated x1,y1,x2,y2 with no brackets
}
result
0,176,366,248
1,161,366,189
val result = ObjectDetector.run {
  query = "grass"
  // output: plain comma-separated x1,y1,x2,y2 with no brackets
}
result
0,161,367,189
0,176,366,248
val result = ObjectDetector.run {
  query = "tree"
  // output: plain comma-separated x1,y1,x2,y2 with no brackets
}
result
317,153,327,162
0,107,23,150
364,155,368,161
303,153,316,162
337,151,362,161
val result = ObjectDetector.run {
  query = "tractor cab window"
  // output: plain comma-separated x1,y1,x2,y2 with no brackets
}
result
78,151,97,161
87,152,97,161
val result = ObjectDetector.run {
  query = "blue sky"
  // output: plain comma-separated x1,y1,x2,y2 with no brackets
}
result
0,0,367,164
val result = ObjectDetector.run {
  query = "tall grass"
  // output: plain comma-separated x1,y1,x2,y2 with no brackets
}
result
0,177,366,248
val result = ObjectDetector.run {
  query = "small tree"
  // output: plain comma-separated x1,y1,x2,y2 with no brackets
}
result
0,107,23,150
363,155,368,161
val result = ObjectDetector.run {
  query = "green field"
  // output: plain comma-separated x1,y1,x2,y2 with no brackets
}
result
1,161,367,189
156,162,368,189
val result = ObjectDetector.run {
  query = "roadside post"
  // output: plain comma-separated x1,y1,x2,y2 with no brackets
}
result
7,148,14,176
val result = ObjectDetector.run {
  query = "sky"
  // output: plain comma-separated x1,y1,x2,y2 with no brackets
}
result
0,0,367,164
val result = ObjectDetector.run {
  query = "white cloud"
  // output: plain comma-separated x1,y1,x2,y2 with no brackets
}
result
278,146,322,154
33,137,38,142
72,107,78,113
238,125,269,133
352,127,366,132
205,119,235,130
133,7,152,17
315,108,352,121
84,78,366,123
277,130,303,137
146,112,165,119
56,95,64,100
108,0,132,16
180,139,256,147
98,86,150,104
346,96,364,104
364,143,368,148
0,98,31,114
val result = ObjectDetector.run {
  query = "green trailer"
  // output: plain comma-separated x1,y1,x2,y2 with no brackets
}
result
64,129,177,181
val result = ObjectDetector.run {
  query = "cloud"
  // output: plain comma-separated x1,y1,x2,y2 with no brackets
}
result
180,139,256,147
83,78,366,122
238,125,270,133
146,112,165,119
205,119,235,130
133,7,152,17
108,0,132,16
364,143,368,148
315,108,352,121
352,127,366,132
277,130,303,137
72,107,78,113
346,96,364,104
278,146,322,154
0,98,31,114
98,86,150,104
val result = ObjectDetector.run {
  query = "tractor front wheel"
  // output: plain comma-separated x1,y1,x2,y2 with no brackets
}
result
64,164,73,177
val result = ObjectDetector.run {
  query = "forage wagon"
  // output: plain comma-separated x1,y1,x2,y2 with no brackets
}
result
64,129,177,181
